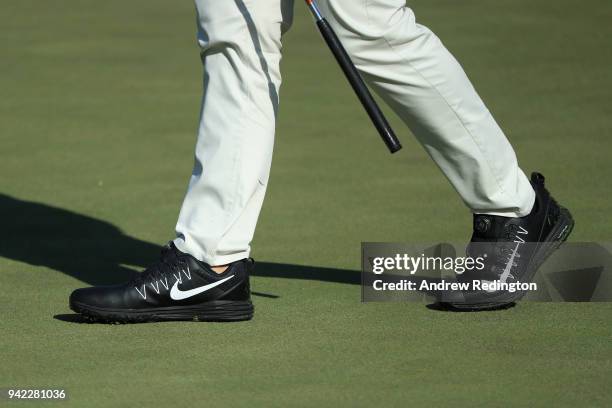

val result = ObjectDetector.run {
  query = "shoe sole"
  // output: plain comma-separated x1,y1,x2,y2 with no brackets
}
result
444,206,575,311
70,300,254,323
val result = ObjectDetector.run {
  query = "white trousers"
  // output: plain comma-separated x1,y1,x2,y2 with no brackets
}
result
174,0,535,265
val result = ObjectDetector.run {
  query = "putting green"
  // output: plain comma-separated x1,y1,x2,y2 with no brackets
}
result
1,0,611,406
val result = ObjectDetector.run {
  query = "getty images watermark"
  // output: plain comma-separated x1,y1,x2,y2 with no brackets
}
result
361,242,612,303
370,252,537,293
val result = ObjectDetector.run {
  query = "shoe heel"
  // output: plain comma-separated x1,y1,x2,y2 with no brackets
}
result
553,207,574,241
195,300,254,322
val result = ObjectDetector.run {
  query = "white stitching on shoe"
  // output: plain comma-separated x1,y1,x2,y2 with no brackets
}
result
135,285,147,300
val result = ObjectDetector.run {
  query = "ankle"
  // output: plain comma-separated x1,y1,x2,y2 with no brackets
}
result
211,264,229,274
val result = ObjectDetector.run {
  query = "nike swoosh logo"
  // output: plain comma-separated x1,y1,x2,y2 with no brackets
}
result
499,242,520,284
170,275,235,300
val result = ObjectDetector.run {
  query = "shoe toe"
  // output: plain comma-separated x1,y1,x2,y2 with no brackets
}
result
69,287,96,308
69,285,120,309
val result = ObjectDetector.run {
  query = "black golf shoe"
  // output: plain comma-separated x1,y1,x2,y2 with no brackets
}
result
70,243,254,322
441,172,574,310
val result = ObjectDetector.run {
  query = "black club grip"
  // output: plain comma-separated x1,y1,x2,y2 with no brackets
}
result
316,18,401,153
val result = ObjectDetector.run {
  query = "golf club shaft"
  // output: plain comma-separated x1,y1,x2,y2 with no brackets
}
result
305,0,402,154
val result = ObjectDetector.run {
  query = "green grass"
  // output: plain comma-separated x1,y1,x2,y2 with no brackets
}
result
1,0,611,406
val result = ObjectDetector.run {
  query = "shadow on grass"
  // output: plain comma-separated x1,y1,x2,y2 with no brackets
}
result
0,193,360,292
53,314,93,323
425,302,516,312
13,193,576,319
